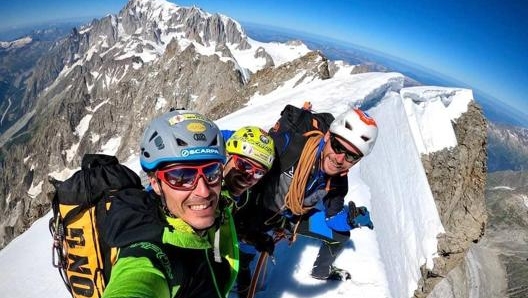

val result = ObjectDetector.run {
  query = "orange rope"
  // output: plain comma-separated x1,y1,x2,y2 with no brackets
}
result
284,130,324,215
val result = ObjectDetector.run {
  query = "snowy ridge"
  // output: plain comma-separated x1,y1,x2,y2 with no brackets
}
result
363,93,445,297
0,36,32,48
239,38,311,73
402,87,473,154
0,65,477,297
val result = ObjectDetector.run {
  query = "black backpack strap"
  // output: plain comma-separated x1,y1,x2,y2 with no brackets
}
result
269,105,335,172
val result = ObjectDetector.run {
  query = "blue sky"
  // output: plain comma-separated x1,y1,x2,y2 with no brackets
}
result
1,0,527,113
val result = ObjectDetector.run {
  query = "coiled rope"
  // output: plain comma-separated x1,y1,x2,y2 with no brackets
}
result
284,130,324,215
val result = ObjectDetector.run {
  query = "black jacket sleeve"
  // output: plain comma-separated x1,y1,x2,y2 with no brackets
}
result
103,188,167,247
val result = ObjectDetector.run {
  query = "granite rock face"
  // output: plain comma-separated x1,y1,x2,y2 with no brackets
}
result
0,0,332,248
414,101,488,297
428,170,528,298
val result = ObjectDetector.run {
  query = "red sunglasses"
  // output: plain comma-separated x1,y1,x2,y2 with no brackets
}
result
156,162,223,191
329,134,363,163
231,155,267,180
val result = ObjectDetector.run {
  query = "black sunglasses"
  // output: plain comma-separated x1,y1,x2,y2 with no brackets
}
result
329,134,363,163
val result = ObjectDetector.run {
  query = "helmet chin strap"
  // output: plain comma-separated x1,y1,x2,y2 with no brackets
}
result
155,176,175,218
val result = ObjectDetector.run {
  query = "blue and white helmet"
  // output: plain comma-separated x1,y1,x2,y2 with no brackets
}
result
140,110,226,171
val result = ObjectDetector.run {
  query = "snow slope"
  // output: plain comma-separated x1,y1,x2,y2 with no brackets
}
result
0,61,474,297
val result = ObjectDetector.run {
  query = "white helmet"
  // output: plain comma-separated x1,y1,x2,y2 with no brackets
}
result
329,108,378,156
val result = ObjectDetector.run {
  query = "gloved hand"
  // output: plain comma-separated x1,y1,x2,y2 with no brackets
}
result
347,201,374,230
244,232,275,256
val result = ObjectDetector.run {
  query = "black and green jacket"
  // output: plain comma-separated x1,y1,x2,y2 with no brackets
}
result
102,188,239,298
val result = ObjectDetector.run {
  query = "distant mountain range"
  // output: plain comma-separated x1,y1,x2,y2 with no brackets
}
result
0,19,89,41
0,25,77,134
3,19,526,128
1,17,526,175
488,122,528,172
242,22,528,128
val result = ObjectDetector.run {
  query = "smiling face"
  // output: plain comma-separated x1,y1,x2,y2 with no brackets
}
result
320,132,361,176
223,155,267,197
150,164,222,230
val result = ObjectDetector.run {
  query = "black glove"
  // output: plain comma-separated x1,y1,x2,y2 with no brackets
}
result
347,201,374,230
252,232,275,256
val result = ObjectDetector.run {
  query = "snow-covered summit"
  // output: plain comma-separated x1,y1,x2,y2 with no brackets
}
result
401,86,473,154
66,0,312,88
0,36,32,48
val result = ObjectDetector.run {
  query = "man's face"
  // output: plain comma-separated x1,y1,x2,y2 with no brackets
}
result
321,132,362,176
223,155,267,197
152,162,223,230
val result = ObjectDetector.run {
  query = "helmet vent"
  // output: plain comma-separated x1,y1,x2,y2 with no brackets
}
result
141,148,150,158
361,135,370,142
176,138,188,146
154,136,165,150
345,122,352,130
148,131,159,142
208,137,219,147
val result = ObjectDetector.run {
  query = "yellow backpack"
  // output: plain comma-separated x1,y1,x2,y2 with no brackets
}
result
49,154,142,298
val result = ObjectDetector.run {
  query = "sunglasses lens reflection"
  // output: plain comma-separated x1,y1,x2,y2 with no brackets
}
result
330,135,362,162
234,156,266,179
158,162,222,190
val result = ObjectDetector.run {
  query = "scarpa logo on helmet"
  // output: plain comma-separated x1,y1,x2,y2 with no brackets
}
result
181,147,220,157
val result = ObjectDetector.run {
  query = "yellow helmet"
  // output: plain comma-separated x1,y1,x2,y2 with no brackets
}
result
226,126,275,170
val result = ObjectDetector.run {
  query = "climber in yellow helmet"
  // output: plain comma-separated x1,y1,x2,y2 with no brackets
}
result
221,125,275,209
220,126,275,297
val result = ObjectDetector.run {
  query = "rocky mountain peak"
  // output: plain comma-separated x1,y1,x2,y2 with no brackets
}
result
114,0,250,49
0,0,325,249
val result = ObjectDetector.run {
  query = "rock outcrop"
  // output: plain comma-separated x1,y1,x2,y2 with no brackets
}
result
428,170,528,298
0,0,331,248
414,101,488,297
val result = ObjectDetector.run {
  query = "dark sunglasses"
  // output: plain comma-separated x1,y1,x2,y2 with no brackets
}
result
329,134,363,163
231,155,267,180
156,162,223,191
